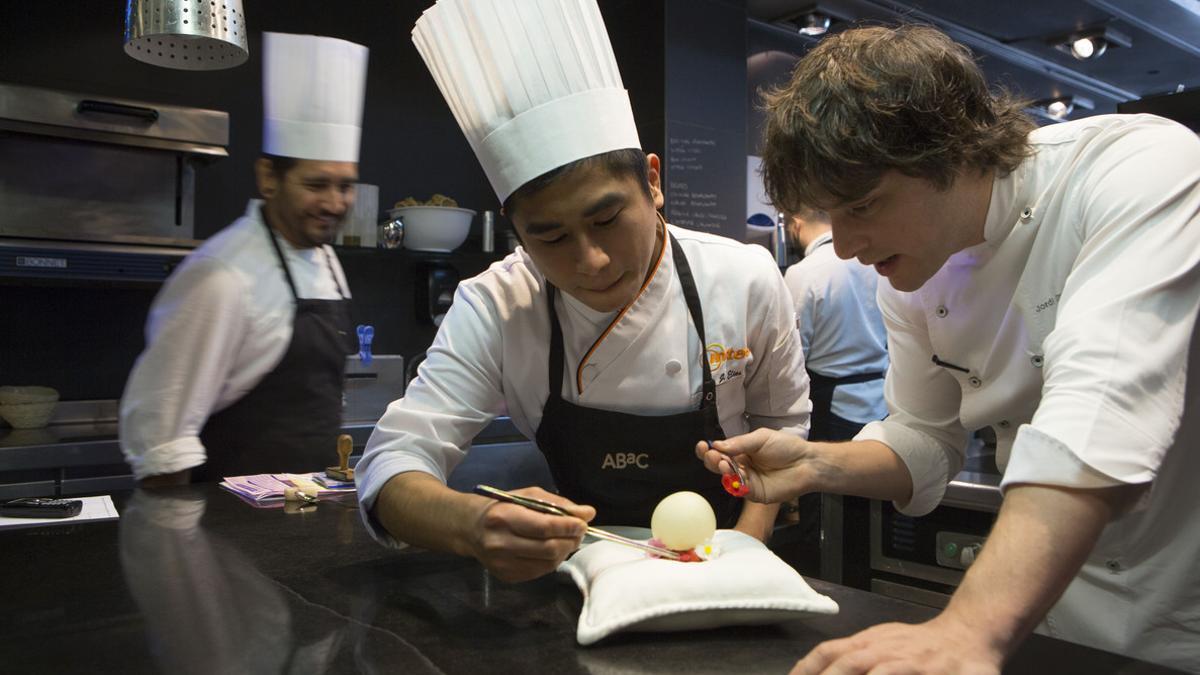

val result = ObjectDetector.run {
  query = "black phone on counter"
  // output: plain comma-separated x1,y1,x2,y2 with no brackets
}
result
0,497,83,519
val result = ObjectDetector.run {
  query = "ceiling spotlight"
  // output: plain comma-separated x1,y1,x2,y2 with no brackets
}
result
1070,36,1104,60
797,12,832,36
1046,98,1073,119
1031,95,1094,122
775,4,853,39
1050,25,1132,61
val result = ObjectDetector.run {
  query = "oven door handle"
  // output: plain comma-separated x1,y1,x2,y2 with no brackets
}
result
76,100,160,123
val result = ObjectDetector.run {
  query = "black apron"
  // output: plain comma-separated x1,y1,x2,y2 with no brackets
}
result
805,370,885,442
195,213,356,481
534,233,740,527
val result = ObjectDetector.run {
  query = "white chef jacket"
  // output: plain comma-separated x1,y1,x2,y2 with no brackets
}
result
356,224,812,544
784,231,889,423
856,114,1200,669
120,200,351,480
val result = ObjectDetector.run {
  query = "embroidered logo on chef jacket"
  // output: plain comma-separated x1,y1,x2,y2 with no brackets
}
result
707,343,750,367
600,452,650,470
707,343,749,386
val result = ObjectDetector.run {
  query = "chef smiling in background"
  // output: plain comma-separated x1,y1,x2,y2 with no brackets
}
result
354,0,811,583
120,33,367,486
699,25,1200,674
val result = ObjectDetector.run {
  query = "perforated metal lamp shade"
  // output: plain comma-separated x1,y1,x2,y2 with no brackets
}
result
124,0,249,70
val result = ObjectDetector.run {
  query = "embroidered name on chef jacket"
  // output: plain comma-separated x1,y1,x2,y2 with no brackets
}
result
1035,292,1062,313
601,452,650,470
707,343,750,385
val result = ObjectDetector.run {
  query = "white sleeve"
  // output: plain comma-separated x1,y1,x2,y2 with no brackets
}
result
119,258,248,480
744,252,811,437
855,285,969,516
1004,119,1200,490
354,280,508,547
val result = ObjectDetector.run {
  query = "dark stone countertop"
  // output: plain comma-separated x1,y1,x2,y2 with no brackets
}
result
0,484,1179,674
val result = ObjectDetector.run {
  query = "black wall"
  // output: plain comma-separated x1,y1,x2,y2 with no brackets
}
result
662,0,747,242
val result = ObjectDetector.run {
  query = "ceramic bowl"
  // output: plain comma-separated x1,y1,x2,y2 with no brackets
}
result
0,401,58,429
389,206,475,253
0,386,60,405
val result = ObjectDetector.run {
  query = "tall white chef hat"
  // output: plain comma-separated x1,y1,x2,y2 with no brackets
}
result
413,0,641,204
262,32,369,163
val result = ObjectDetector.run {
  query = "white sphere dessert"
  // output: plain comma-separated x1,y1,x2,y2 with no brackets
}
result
650,491,717,551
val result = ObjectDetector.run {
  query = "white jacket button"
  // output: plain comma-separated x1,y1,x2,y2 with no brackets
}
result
1020,206,1035,221
1031,354,1044,368
935,305,949,318
665,360,682,376
968,375,983,388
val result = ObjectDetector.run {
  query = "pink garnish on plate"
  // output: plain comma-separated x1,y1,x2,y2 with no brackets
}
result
647,537,705,562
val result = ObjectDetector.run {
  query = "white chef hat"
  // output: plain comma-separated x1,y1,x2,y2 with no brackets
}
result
262,32,369,163
413,0,641,203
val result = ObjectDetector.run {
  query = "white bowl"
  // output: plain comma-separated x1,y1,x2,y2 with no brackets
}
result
0,401,58,429
390,206,475,253
0,386,59,405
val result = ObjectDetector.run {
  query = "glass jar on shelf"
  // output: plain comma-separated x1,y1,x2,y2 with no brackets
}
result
378,210,404,249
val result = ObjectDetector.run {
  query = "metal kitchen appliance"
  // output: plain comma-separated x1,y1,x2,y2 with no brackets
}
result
342,354,405,425
0,82,228,281
867,434,1002,608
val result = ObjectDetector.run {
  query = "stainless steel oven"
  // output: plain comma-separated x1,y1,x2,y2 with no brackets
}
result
0,82,229,289
868,441,1002,608
0,82,228,248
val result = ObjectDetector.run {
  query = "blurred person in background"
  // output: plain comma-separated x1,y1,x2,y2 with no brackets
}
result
121,33,367,485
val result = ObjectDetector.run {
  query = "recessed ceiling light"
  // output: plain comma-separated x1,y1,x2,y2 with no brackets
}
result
1049,26,1132,62
1070,36,1103,60
1046,98,1073,119
797,12,832,37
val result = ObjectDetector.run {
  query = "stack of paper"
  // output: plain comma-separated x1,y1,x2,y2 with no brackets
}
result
219,473,356,505
0,495,119,530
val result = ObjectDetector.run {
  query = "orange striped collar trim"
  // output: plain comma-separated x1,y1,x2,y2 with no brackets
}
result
574,215,669,394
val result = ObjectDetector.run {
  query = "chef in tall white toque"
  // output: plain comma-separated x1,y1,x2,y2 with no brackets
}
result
121,33,368,485
355,0,812,582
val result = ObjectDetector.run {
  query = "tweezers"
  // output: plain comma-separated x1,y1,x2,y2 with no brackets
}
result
473,484,681,560
716,450,750,487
